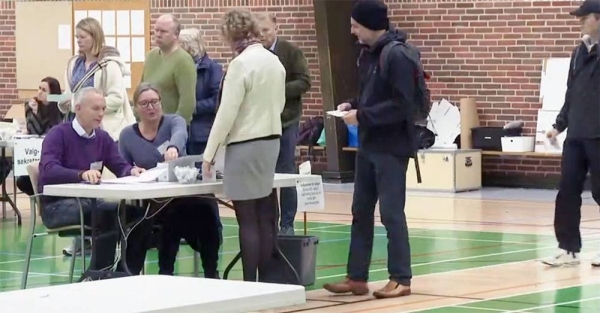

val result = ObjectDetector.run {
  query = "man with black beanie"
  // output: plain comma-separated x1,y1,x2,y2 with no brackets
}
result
541,0,600,268
323,0,416,299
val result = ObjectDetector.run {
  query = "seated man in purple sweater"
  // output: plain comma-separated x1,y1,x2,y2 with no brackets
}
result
38,87,147,274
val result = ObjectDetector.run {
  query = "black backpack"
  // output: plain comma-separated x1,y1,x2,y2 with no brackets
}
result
379,40,432,125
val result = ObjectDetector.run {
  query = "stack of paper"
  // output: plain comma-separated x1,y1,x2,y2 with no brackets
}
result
101,167,167,184
427,99,461,148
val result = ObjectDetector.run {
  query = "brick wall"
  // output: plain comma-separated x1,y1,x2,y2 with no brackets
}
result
0,0,17,114
1,0,583,183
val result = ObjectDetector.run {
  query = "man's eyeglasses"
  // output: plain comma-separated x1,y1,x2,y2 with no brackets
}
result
138,99,161,109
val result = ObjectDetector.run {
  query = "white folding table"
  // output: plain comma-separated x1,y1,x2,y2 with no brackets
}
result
1,275,306,312
41,174,322,280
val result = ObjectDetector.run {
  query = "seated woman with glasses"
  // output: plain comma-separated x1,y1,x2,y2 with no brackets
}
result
118,82,222,278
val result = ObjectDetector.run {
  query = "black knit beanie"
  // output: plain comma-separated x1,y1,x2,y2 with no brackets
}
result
351,0,389,31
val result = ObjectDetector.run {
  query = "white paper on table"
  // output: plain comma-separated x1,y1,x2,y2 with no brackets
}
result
87,10,102,23
116,10,130,36
298,161,311,175
296,177,325,212
74,11,87,30
57,25,71,50
130,10,145,35
326,110,348,118
105,36,116,48
131,37,145,62
101,167,167,184
116,37,131,62
101,10,116,35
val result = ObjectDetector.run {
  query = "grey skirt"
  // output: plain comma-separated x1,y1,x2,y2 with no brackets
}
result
223,138,280,201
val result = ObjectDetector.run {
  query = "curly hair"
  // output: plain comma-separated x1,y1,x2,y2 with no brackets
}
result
221,9,261,42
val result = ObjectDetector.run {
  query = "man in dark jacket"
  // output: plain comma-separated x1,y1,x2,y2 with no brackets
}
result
542,0,600,267
256,12,312,235
323,0,415,299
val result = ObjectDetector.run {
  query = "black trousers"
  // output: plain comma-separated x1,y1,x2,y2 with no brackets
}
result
154,197,222,277
554,138,600,253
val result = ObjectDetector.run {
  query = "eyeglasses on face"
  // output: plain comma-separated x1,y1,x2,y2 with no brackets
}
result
138,99,161,109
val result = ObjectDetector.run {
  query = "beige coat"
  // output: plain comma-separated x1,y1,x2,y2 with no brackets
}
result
59,54,136,141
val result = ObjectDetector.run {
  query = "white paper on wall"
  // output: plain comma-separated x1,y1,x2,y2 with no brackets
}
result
116,10,130,36
123,63,132,88
116,37,131,62
540,58,571,111
57,24,71,50
87,10,102,23
534,109,566,153
74,10,88,30
101,10,116,36
130,10,145,35
131,37,145,62
105,36,116,48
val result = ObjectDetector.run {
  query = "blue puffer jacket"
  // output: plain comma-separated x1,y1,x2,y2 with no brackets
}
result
189,54,223,143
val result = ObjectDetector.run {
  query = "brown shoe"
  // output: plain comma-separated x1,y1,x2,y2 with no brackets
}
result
372,280,411,299
323,278,369,295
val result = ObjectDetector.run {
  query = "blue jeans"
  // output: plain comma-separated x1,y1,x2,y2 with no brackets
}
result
347,150,412,286
276,122,299,229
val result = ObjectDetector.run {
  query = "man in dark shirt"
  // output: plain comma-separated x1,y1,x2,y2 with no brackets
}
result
323,0,415,299
39,87,148,275
542,0,600,267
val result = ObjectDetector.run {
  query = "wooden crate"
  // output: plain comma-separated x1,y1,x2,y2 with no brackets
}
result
406,149,482,192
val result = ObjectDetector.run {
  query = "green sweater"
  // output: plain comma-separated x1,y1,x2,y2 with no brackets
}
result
274,39,311,128
141,48,197,124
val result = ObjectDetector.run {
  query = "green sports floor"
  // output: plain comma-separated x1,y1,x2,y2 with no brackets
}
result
1,216,599,312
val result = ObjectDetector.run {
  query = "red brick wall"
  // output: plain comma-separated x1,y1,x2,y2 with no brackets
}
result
2,0,582,181
0,0,17,114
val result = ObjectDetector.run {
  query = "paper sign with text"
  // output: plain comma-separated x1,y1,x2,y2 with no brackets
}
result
296,177,325,212
13,137,44,176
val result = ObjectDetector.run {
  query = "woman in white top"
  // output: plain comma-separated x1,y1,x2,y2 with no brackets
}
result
59,17,135,141
202,8,286,282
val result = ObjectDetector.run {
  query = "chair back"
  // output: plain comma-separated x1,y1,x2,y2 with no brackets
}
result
26,161,42,215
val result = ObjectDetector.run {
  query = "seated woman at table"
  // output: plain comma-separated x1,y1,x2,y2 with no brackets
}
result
202,9,286,282
17,77,64,196
119,82,223,278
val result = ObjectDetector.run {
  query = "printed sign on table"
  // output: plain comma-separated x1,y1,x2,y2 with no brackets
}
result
296,177,325,212
13,138,44,176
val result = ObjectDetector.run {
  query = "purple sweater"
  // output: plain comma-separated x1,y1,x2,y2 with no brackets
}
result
39,122,133,204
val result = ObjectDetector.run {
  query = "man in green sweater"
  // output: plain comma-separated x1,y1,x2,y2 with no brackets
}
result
256,13,312,235
142,14,196,124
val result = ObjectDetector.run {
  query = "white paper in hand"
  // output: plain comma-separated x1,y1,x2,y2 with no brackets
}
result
299,161,311,175
326,110,348,118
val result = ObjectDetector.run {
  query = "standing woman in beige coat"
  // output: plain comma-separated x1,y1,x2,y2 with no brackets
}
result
202,8,286,282
59,17,135,141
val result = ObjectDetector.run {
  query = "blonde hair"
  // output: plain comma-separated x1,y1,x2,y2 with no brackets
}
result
76,17,105,57
221,9,261,42
179,28,206,58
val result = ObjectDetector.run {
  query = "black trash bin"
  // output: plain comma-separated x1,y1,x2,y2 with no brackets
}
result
263,235,319,286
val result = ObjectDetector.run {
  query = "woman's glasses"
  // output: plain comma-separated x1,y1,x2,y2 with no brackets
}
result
138,99,161,109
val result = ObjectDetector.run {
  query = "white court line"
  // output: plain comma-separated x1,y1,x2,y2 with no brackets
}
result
0,270,70,278
0,255,64,265
454,306,505,312
508,296,600,312
317,238,600,280
312,229,545,245
404,276,600,313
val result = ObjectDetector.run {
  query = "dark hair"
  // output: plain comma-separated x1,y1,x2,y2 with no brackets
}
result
39,76,64,126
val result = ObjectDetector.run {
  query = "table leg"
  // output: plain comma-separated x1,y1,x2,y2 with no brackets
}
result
0,148,20,225
117,200,133,276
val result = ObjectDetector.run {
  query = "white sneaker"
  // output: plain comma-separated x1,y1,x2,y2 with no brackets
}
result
592,253,600,267
541,249,580,267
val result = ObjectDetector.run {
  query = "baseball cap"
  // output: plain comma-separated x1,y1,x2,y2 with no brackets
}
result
570,0,600,17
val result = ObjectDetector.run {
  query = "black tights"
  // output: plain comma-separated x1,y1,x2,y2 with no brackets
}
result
233,191,278,282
